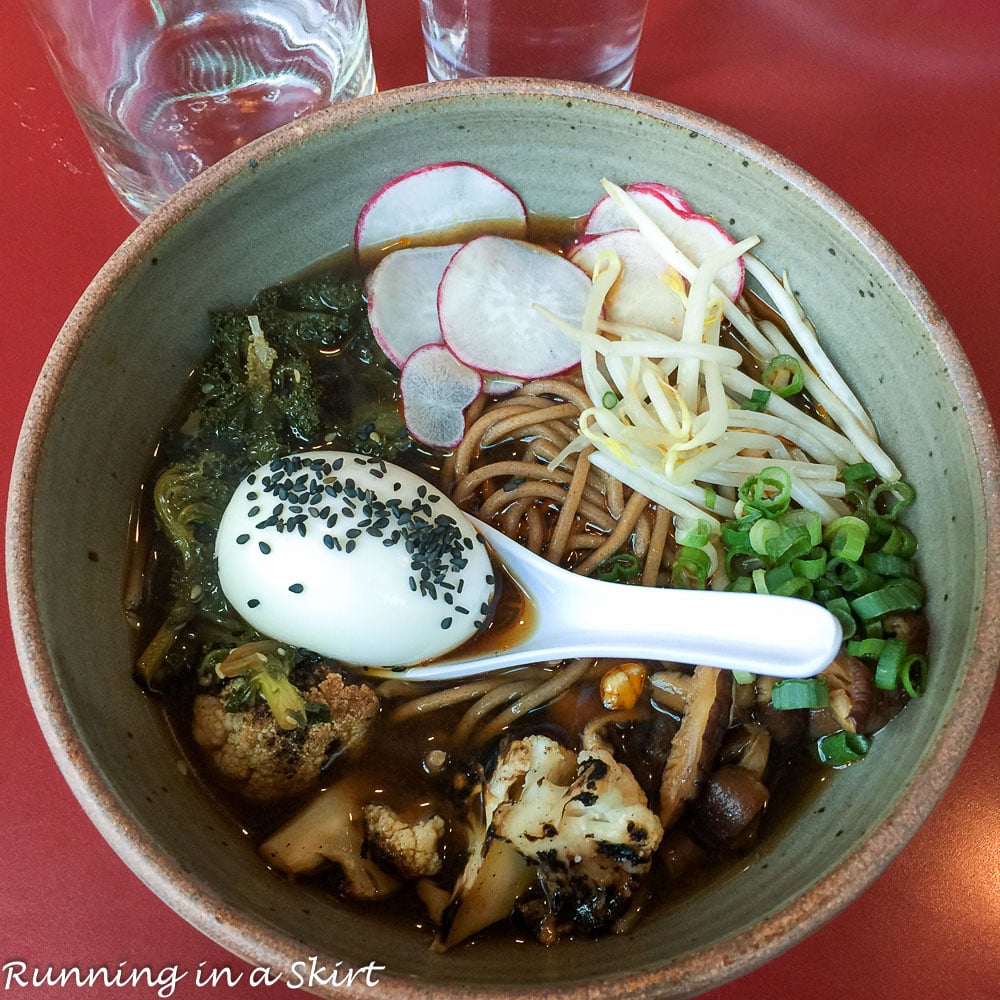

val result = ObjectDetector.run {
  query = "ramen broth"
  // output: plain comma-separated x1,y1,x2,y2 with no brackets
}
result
129,200,924,947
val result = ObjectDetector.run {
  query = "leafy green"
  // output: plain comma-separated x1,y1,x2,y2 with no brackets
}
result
135,453,251,686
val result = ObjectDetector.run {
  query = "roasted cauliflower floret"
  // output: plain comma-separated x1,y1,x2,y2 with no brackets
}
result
436,734,664,949
363,804,445,878
192,667,378,802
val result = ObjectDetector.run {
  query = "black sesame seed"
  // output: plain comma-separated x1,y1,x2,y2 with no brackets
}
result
289,583,304,594
346,528,362,539
236,533,250,545
259,541,271,555
247,505,261,517
246,491,258,501
345,539,357,554
248,599,260,608
440,617,453,630
323,535,335,550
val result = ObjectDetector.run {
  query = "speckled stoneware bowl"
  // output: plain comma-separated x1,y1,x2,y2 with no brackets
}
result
8,80,1000,999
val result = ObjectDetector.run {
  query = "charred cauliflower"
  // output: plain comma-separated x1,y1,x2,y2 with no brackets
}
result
192,642,378,802
437,734,664,949
364,804,445,879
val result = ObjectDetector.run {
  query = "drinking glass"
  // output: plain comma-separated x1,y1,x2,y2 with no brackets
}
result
419,0,648,91
25,0,376,218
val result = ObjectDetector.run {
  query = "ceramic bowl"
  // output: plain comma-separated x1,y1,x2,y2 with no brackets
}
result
8,80,1000,999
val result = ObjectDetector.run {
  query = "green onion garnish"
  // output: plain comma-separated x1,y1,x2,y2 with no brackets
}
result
825,596,858,640
866,480,916,520
878,523,917,558
739,465,792,516
813,731,871,766
874,637,906,690
595,551,640,582
841,462,878,485
676,518,713,549
772,677,829,710
846,637,885,659
741,388,772,412
762,354,805,398
900,653,928,698
602,390,619,409
850,577,924,623
671,546,711,589
824,515,870,562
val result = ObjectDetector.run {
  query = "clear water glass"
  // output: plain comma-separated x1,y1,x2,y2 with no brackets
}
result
25,0,376,218
419,0,648,91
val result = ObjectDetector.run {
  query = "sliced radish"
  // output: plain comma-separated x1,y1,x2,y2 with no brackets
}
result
355,162,528,259
366,243,460,367
585,182,744,302
625,181,692,216
585,182,691,233
400,344,482,449
438,237,590,379
569,229,685,335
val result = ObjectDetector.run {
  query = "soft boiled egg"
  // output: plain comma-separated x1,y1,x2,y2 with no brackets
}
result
215,451,496,665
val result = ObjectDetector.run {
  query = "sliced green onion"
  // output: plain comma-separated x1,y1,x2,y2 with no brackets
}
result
748,517,781,555
595,551,641,582
846,637,886,659
671,546,711,589
861,551,916,578
825,596,858,640
727,575,754,594
866,480,916,520
824,515,870,562
732,670,756,685
762,354,805,398
826,558,884,594
772,677,829,710
813,731,871,766
765,523,815,564
841,462,878,485
874,637,906,690
602,390,619,409
722,523,752,552
741,388,772,412
739,466,792,516
790,547,828,580
850,578,924,623
762,562,812,598
879,523,917,558
900,653,928,698
780,508,823,546
703,487,718,511
676,518,713,549
752,567,769,594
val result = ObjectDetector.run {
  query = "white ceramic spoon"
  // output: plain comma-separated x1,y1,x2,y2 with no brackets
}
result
365,518,842,682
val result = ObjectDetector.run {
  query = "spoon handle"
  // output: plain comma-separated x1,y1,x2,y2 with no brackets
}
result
532,581,844,677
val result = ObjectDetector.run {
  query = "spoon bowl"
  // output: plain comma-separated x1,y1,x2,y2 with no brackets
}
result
364,518,843,682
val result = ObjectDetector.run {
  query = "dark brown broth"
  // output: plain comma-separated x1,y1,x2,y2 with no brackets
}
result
134,215,838,943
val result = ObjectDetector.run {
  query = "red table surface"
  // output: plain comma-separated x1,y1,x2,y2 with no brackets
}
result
2,2,998,998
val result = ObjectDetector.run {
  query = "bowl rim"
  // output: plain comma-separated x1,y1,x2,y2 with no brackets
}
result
7,78,1000,999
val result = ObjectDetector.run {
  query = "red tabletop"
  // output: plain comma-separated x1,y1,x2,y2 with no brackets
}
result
2,2,998,998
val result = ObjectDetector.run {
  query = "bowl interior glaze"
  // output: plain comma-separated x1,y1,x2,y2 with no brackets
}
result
8,81,999,1000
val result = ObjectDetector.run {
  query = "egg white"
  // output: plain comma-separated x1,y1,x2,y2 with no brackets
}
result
216,451,495,665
